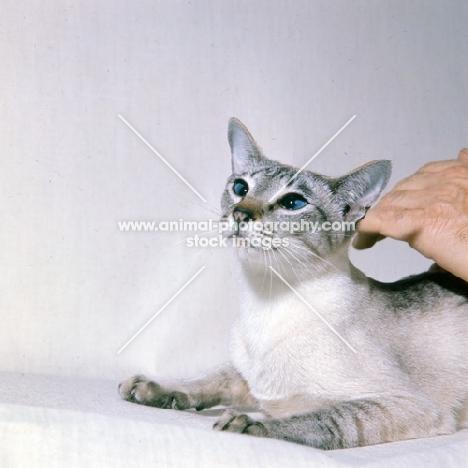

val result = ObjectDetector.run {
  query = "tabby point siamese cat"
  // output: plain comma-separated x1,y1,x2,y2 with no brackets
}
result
119,118,468,449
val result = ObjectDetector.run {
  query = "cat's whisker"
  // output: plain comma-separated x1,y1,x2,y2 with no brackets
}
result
245,245,254,271
260,246,268,293
281,246,318,279
176,192,223,218
266,248,274,299
205,200,223,217
270,247,284,279
159,228,220,253
275,246,301,283
189,200,223,217
290,249,320,276
284,243,315,266
285,242,319,268
288,242,340,272
272,244,291,281
256,247,265,276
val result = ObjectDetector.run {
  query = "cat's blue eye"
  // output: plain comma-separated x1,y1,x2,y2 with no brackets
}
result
280,194,308,210
233,179,249,197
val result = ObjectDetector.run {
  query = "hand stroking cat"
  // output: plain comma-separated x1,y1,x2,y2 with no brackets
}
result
119,118,468,449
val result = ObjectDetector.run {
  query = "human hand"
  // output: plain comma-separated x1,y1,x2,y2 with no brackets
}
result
353,149,468,282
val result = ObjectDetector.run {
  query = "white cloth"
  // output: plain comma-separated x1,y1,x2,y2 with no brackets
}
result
1,372,467,467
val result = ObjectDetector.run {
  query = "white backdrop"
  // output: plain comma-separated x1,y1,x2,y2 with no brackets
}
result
1,0,467,381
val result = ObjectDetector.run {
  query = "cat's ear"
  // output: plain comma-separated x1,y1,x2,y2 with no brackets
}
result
334,160,392,223
228,118,264,174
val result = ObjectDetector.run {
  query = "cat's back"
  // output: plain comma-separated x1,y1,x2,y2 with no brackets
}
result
371,270,468,311
370,270,468,333
370,270,468,407
370,270,468,355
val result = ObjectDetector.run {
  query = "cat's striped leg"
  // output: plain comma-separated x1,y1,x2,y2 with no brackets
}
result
214,397,455,449
119,364,257,411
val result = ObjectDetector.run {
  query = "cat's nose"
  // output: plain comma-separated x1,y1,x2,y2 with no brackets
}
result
233,208,255,223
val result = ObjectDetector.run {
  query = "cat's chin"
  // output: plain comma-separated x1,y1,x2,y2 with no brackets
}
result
232,242,275,269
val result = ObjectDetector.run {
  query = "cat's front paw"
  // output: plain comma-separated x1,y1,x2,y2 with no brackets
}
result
213,409,268,437
118,375,190,410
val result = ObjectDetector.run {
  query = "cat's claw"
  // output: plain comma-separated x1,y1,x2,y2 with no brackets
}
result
118,375,190,410
213,409,268,437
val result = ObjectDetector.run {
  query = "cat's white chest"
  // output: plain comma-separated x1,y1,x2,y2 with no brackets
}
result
230,280,349,403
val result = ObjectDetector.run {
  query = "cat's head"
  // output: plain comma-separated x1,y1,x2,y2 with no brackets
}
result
220,118,391,279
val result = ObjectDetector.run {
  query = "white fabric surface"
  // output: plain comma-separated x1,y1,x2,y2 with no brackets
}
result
1,372,467,468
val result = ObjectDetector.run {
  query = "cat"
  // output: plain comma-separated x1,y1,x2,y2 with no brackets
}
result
119,118,468,449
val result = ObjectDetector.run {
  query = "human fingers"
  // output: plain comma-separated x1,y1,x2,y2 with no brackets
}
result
373,187,467,214
356,204,424,244
393,166,468,192
352,232,386,249
458,148,468,162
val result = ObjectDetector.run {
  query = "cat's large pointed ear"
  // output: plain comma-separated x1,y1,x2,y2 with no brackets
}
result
334,160,392,223
228,118,264,174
